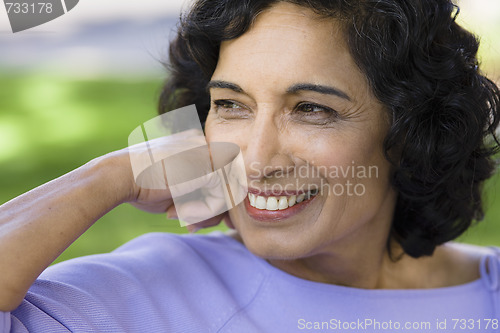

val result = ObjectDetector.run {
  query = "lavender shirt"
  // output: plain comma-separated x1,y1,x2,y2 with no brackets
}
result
2,232,499,332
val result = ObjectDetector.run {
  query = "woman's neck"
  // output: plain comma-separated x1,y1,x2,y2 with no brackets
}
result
264,239,483,289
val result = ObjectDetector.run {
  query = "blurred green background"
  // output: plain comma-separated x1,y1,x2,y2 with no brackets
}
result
0,0,499,265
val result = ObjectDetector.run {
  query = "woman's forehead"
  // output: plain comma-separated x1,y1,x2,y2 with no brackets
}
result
214,3,367,101
221,2,346,59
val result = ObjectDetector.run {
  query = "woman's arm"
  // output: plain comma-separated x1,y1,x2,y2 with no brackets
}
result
0,129,233,312
0,150,168,312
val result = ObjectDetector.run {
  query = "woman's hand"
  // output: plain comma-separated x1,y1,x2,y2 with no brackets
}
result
127,129,243,230
126,129,208,214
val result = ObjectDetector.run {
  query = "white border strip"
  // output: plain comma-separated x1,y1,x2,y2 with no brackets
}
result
60,0,68,13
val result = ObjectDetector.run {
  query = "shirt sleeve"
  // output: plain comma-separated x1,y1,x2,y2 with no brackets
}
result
5,232,268,333
8,240,173,333
0,311,11,333
491,247,500,317
5,234,170,332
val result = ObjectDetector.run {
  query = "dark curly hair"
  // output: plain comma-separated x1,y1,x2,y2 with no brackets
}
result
158,0,500,258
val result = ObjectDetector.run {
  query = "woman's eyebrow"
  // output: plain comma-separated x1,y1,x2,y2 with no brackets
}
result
287,83,351,101
207,80,351,101
207,80,244,93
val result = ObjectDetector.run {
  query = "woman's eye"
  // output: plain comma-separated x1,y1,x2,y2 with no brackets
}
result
296,103,333,114
294,103,340,124
213,100,249,119
214,100,242,110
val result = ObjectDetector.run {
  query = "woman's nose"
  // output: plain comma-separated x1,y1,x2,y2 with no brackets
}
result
242,111,293,181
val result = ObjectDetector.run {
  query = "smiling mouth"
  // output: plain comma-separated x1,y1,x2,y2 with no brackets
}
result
243,188,319,222
247,189,319,211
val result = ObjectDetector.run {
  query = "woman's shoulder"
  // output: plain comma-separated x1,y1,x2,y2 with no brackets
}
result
116,230,246,254
43,231,261,283
434,242,500,291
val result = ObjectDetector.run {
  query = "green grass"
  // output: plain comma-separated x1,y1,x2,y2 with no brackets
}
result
0,74,499,266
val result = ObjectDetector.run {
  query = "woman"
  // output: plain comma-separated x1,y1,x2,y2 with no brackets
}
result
1,0,499,332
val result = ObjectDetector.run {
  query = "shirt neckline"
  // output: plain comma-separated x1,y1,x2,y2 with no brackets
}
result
210,231,493,296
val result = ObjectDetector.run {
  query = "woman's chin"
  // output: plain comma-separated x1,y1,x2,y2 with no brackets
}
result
226,195,327,260
234,228,317,261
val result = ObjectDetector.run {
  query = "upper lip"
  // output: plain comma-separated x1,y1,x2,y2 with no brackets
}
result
247,187,310,197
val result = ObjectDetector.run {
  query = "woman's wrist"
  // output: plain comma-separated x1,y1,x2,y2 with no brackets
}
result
84,150,138,207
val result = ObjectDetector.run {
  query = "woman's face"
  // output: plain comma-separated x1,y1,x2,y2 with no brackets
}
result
205,2,397,259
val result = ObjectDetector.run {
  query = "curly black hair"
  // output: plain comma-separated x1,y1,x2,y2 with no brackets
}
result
158,0,500,258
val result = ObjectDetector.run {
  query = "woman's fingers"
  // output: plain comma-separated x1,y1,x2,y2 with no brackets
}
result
166,205,178,219
223,213,235,230
172,192,227,224
129,132,209,191
186,214,225,233
166,204,229,233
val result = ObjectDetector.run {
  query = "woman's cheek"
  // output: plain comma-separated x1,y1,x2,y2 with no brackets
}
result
205,114,252,145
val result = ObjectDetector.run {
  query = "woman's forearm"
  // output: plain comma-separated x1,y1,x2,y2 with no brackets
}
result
0,154,131,312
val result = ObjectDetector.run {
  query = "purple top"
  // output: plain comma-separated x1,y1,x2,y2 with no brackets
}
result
2,232,500,332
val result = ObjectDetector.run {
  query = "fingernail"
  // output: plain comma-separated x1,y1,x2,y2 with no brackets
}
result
166,211,178,219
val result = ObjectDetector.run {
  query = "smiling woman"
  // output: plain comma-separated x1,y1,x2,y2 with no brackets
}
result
204,6,396,275
1,0,500,332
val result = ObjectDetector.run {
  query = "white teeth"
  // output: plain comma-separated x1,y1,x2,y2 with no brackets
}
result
248,191,318,210
249,193,256,206
266,197,279,210
278,196,288,210
255,196,267,209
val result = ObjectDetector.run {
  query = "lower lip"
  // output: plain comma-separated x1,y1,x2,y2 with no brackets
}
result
244,195,318,222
